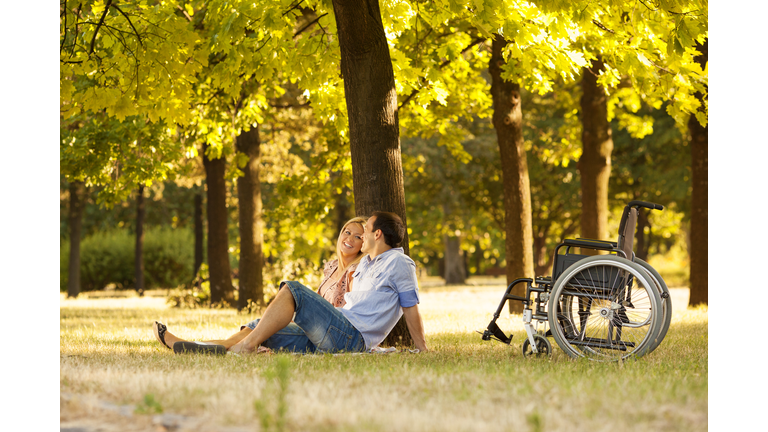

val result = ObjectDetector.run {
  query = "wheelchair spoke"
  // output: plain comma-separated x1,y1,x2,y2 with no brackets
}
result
549,257,662,361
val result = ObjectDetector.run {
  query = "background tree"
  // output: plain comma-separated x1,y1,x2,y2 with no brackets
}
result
489,34,534,311
236,126,264,309
202,141,236,305
688,39,708,306
579,57,613,246
67,181,86,298
135,185,146,296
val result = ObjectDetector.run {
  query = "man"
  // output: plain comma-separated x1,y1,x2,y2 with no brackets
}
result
230,211,429,354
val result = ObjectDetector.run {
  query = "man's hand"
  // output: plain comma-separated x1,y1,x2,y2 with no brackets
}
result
402,304,429,352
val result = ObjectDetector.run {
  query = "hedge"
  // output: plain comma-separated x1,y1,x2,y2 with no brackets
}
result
61,226,195,291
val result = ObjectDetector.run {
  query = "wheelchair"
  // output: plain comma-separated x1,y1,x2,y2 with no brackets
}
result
480,200,672,361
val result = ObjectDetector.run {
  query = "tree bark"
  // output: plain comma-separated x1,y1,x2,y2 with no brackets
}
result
634,209,650,261
236,126,264,310
135,185,145,296
67,180,85,298
489,35,535,313
688,39,708,307
202,142,235,305
579,57,614,248
193,188,204,279
332,0,411,345
443,234,466,285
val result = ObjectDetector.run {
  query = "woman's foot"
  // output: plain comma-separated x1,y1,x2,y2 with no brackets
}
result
152,321,172,349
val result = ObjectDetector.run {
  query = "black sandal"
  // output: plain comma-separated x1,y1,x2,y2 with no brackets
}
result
173,341,227,355
153,321,171,349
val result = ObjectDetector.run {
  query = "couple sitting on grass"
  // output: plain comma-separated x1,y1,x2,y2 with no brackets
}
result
152,211,429,355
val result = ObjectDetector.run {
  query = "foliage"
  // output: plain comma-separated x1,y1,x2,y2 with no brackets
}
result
59,0,707,288
134,394,163,415
61,226,195,292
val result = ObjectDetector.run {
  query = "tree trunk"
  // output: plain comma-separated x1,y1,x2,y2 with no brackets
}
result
202,142,235,305
193,188,204,279
332,0,411,346
443,234,466,285
489,35,535,314
635,209,650,261
236,127,264,310
579,57,614,249
688,39,708,307
135,185,145,296
67,180,85,298
533,227,550,277
334,184,352,235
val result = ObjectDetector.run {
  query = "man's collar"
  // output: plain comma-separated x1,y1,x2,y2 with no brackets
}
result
363,247,404,263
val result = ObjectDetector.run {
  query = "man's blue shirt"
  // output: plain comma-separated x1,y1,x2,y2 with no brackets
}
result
339,247,420,349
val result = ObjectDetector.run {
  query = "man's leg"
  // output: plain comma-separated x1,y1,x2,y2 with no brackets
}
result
231,281,365,354
231,284,297,353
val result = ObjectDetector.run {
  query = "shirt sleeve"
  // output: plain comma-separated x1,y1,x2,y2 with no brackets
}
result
391,258,420,307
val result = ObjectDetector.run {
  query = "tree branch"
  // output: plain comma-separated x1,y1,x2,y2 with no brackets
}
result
398,36,487,110
175,4,193,22
293,13,328,39
282,0,305,17
61,1,68,54
591,19,615,34
111,4,143,47
89,0,113,55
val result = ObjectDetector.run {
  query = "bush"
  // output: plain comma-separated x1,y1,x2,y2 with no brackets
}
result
61,239,69,292
60,226,195,291
143,226,194,289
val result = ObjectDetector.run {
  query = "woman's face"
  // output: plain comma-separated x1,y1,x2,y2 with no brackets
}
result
338,223,364,259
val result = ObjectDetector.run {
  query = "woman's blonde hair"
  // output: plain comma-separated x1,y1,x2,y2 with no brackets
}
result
336,216,367,273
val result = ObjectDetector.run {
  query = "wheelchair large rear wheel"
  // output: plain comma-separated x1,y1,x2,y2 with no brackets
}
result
634,258,672,354
548,256,662,361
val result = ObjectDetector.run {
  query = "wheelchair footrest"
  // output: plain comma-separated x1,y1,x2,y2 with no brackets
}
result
481,321,513,344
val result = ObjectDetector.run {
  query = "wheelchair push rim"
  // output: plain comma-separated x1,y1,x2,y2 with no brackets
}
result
547,255,663,362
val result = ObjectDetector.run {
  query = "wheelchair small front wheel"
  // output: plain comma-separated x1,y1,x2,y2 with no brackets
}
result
522,334,552,358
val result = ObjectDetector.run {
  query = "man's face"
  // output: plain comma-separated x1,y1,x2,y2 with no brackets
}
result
361,216,377,254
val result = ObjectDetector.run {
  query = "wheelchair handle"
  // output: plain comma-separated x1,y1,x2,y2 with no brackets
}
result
628,200,664,211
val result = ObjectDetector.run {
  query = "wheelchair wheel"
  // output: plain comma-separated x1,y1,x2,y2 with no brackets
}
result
522,334,552,358
548,255,662,361
635,258,672,354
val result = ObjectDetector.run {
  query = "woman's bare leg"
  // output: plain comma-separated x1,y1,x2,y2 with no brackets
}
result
162,327,253,350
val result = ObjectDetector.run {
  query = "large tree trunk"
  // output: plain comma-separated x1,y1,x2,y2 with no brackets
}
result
236,126,264,310
135,185,145,296
202,143,235,305
332,0,411,346
489,35,535,314
193,188,204,278
67,180,85,298
579,57,614,248
688,39,708,307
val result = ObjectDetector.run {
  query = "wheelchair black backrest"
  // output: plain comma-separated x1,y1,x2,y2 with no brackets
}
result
550,205,638,283
617,205,638,261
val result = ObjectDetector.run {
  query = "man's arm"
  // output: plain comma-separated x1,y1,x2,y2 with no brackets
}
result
402,304,429,352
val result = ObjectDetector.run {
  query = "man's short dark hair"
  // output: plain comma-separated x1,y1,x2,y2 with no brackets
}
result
371,211,405,248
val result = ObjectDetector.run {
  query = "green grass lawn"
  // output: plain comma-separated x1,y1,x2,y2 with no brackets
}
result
60,287,707,432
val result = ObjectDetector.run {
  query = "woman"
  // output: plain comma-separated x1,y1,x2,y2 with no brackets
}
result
152,216,367,353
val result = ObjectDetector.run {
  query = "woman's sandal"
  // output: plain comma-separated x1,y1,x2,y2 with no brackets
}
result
173,341,227,355
153,321,171,350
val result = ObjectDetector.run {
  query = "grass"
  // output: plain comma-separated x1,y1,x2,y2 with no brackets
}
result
60,285,707,432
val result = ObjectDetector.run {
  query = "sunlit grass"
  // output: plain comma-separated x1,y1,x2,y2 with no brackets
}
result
61,286,707,431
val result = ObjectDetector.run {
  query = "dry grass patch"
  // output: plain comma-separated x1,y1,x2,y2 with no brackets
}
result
61,286,706,432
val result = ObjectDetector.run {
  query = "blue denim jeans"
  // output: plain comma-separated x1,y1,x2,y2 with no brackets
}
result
242,281,366,353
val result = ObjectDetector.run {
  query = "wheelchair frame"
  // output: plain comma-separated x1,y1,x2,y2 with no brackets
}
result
480,200,672,361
